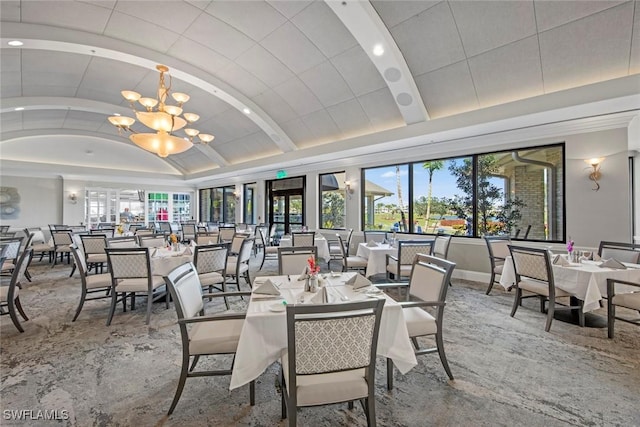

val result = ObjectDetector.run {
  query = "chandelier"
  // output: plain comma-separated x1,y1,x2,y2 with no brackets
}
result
108,65,214,157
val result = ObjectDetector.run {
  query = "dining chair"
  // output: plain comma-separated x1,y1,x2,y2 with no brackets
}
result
91,227,115,238
228,234,247,256
292,231,315,247
137,234,167,249
433,235,452,259
218,226,236,244
278,246,317,276
386,240,434,282
508,245,584,332
483,235,511,295
597,241,640,263
196,231,219,246
364,231,387,244
378,254,456,390
164,262,254,415
0,248,32,332
158,221,173,236
51,229,73,269
327,229,353,270
80,234,108,274
193,243,229,307
606,278,640,339
336,235,367,273
181,223,197,243
105,247,168,325
257,227,278,270
225,237,254,291
29,228,54,263
106,236,138,248
70,246,112,322
0,237,24,277
0,225,9,233
280,299,385,427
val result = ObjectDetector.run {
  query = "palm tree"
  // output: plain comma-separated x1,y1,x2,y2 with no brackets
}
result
423,160,444,229
395,165,406,231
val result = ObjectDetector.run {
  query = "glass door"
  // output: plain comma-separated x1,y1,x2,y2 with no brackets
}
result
268,176,305,238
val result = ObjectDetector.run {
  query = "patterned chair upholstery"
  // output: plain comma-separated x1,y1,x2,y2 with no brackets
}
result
80,234,108,274
196,231,219,246
280,299,385,427
164,262,254,415
51,230,73,268
433,235,452,259
218,226,236,244
292,232,315,247
194,243,229,307
225,238,254,291
508,245,584,332
386,240,434,282
0,237,24,276
181,223,197,242
137,234,166,248
380,254,456,390
337,235,367,273
105,247,168,325
106,236,138,248
483,235,511,295
363,231,387,244
598,241,640,264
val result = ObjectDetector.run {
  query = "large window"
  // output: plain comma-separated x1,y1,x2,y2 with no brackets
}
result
243,183,256,225
362,143,564,241
319,172,346,229
199,186,235,224
363,165,409,232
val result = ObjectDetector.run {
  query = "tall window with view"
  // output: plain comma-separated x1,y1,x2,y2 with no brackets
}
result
362,165,409,232
476,145,564,240
411,157,472,235
319,172,346,229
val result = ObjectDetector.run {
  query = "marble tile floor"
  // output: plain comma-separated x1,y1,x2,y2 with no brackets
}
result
1,255,639,427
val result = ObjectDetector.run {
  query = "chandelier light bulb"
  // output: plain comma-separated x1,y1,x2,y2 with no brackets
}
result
121,90,141,102
172,92,190,104
163,105,183,116
139,97,158,110
183,113,199,123
199,134,214,143
184,128,199,137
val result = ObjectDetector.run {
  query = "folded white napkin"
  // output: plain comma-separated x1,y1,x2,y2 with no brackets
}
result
345,274,357,285
366,240,378,247
553,254,570,266
310,287,332,304
191,240,197,247
297,267,308,281
183,247,192,255
599,258,626,269
351,274,372,290
253,279,280,295
592,253,602,261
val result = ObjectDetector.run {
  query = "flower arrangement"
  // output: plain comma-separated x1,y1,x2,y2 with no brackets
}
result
307,256,320,276
566,238,574,254
169,233,178,244
117,224,124,235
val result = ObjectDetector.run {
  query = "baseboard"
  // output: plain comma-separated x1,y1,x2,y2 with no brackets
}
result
452,269,490,283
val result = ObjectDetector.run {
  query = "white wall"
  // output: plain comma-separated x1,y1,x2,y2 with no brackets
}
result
0,175,63,228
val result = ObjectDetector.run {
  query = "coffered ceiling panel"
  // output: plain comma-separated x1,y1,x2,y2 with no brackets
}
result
0,0,637,183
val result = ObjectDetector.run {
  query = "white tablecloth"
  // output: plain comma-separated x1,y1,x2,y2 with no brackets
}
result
499,257,640,312
356,243,397,277
229,272,417,390
279,235,330,261
150,246,193,276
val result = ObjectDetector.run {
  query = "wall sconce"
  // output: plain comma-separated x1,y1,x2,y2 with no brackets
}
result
584,157,604,191
69,193,78,204
344,181,354,199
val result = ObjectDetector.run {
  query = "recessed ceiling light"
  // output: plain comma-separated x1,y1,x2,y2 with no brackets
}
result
372,44,384,56
14,107,24,111
242,107,251,115
8,40,23,47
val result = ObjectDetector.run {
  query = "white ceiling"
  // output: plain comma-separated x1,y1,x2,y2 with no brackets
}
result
0,0,639,185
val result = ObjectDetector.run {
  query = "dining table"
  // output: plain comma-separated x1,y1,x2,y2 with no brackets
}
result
149,245,194,276
356,242,397,277
278,234,330,261
499,256,640,313
229,271,417,390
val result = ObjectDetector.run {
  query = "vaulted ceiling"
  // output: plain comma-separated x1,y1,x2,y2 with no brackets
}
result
1,0,639,185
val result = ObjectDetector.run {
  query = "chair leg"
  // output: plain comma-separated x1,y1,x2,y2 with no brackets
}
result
189,355,200,372
72,289,87,321
510,288,521,317
15,297,28,321
486,272,495,295
280,369,287,419
348,401,354,410
69,263,76,277
8,300,25,333
145,294,153,325
365,396,376,427
545,299,555,332
386,358,394,390
249,380,255,406
436,331,454,380
167,353,190,415
106,289,118,326
607,298,615,339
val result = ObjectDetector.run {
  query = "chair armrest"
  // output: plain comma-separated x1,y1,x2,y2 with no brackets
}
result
607,278,640,298
399,300,445,309
201,291,252,299
375,282,408,289
386,254,398,264
179,312,246,324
